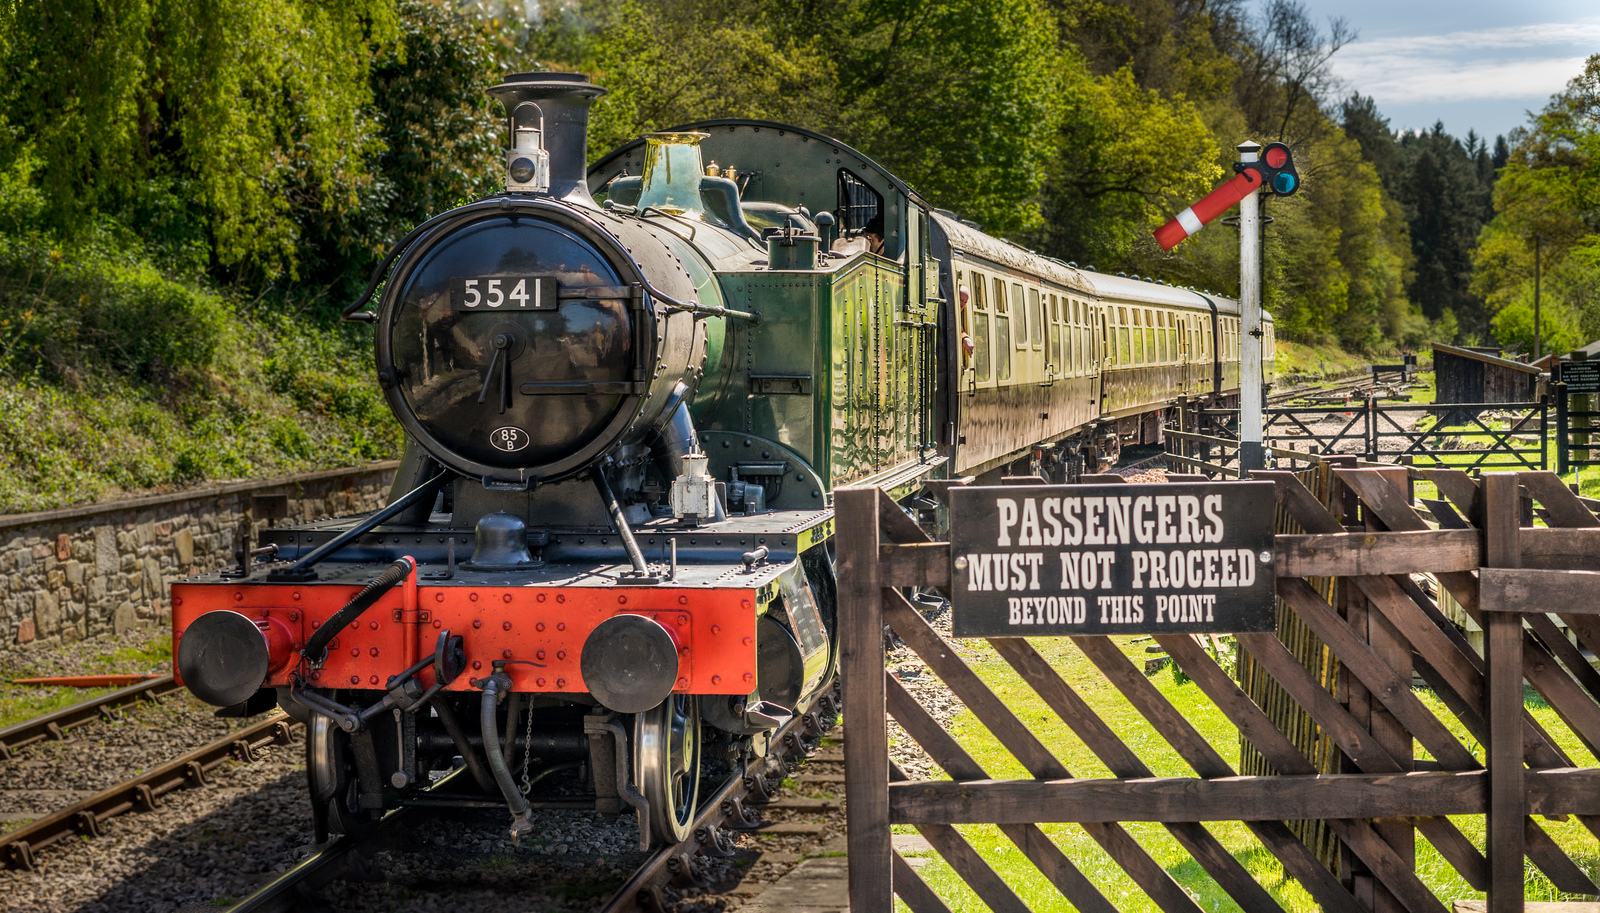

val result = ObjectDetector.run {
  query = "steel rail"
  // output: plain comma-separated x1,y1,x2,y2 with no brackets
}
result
224,766,470,913
0,674,184,760
0,713,301,870
223,830,366,913
601,696,837,913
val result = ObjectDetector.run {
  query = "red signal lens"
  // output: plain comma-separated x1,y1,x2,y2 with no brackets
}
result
1264,146,1288,168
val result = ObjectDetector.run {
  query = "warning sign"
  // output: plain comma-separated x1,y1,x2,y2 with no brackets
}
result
947,482,1278,637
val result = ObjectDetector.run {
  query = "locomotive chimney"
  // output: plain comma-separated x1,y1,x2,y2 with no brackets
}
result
488,73,607,208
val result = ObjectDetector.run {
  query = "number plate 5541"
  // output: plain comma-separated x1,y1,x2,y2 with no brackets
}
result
450,276,559,311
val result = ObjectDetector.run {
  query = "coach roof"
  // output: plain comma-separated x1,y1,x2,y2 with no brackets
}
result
933,211,1094,294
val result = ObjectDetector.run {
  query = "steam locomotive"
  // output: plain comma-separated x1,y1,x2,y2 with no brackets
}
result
171,72,1272,849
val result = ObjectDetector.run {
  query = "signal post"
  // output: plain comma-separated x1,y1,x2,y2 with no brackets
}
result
1237,141,1265,473
1155,140,1298,475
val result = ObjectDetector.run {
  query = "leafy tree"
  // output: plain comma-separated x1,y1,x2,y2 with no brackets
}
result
1,0,400,279
1029,61,1222,266
560,0,834,158
761,0,1066,235
295,0,517,297
1473,54,1600,353
1047,0,1248,105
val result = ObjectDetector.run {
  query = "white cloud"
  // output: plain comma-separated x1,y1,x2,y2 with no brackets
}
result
1347,20,1600,55
1340,55,1593,103
1334,18,1599,104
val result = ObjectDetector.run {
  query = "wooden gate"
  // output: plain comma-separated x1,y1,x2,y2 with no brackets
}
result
838,468,1600,913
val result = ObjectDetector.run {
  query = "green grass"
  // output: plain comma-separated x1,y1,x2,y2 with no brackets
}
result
0,630,170,729
1275,339,1375,383
894,635,1600,912
0,226,402,513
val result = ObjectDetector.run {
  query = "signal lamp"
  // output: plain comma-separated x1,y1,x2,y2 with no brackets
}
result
1256,142,1298,197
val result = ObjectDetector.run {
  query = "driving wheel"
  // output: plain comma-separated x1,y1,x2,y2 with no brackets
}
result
635,694,701,844
307,714,377,840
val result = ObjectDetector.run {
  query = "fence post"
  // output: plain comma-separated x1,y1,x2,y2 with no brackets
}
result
1482,472,1525,913
1176,395,1189,466
1539,393,1549,471
1365,394,1378,462
1556,382,1570,475
1575,351,1592,464
836,487,892,911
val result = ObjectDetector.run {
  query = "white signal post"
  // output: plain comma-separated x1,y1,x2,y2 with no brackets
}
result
1154,138,1294,478
1236,140,1265,475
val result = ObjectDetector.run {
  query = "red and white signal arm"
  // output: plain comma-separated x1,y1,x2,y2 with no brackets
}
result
1153,169,1263,251
1154,142,1297,251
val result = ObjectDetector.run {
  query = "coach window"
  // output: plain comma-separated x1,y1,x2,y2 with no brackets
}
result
972,272,991,383
1081,301,1090,374
1065,299,1076,374
1167,313,1178,363
1069,300,1080,374
1131,309,1145,364
1049,295,1062,372
1116,307,1130,365
1028,288,1043,348
1155,312,1167,363
1012,283,1028,350
993,278,1012,381
1075,302,1088,372
1079,300,1090,374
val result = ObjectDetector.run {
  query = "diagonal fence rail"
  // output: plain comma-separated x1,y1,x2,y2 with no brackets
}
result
839,467,1600,913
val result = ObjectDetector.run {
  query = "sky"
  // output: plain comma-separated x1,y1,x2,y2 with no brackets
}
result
1264,0,1600,142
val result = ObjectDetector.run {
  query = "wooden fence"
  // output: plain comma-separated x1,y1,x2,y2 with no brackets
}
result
838,467,1600,913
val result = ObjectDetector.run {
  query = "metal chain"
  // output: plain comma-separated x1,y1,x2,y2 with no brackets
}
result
518,702,535,795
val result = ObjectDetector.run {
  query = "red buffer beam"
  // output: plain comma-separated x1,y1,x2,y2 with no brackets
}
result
1153,168,1263,251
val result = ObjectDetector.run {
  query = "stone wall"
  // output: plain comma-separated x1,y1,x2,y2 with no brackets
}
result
1,462,400,651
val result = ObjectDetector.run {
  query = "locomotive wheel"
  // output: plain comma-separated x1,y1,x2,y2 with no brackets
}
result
307,715,377,840
635,694,701,844
1096,434,1122,471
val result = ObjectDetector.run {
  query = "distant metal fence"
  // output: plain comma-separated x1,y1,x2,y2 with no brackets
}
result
1168,396,1549,476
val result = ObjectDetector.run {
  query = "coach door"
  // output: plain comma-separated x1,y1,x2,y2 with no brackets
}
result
1091,304,1106,413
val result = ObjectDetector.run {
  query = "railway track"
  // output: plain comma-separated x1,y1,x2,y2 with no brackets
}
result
1267,372,1396,405
222,690,841,913
0,673,184,760
0,711,301,870
602,696,838,913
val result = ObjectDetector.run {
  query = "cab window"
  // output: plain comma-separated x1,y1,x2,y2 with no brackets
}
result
836,169,883,238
